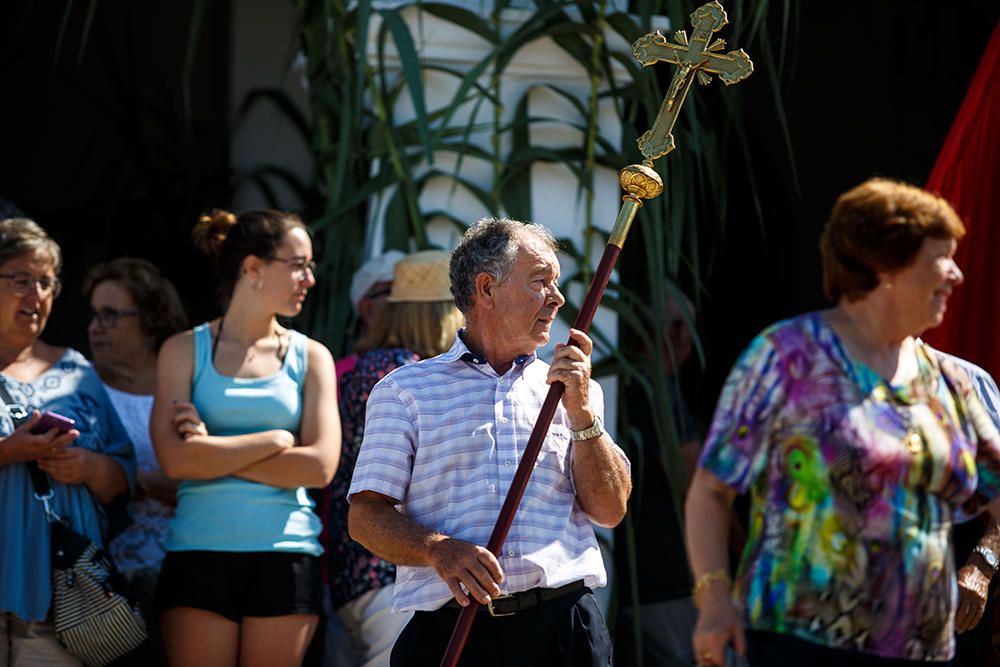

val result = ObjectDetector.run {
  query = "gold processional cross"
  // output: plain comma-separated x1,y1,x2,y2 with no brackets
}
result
631,1,754,166
613,0,753,247
611,0,752,534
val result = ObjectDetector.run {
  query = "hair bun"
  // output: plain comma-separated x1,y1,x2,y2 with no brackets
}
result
192,209,237,257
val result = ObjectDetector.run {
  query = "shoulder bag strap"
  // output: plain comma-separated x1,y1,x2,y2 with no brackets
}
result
0,377,53,501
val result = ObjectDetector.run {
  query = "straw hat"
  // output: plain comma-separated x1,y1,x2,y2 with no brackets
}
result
387,250,453,302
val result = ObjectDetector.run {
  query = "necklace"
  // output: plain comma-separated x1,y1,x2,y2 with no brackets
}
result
212,315,285,364
870,349,935,456
828,310,929,456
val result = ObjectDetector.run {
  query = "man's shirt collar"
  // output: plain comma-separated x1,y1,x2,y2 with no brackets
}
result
442,329,536,369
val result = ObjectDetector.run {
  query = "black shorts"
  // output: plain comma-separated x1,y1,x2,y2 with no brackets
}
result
155,551,322,623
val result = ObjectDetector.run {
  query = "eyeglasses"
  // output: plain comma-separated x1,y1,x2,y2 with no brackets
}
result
89,307,139,329
0,273,62,298
266,256,317,280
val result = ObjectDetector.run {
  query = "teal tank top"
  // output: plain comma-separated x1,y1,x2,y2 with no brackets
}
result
166,323,323,556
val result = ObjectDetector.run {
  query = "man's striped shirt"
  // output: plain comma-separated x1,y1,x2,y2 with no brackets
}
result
348,333,629,612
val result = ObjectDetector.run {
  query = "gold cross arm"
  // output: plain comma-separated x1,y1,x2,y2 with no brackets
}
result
634,36,753,85
632,1,753,164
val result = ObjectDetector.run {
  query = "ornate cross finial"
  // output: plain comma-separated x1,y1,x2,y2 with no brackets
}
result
632,1,753,164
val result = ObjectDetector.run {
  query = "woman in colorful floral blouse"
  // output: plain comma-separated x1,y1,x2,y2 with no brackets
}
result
686,178,1000,666
327,250,462,667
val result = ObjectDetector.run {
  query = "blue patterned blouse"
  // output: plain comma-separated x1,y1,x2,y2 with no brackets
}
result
0,349,136,621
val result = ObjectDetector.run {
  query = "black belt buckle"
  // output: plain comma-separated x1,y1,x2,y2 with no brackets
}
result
486,593,516,617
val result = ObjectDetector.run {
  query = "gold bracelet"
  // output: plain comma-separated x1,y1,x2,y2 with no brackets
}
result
691,568,730,604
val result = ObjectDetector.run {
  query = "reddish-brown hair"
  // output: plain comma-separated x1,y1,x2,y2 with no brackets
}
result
820,178,965,302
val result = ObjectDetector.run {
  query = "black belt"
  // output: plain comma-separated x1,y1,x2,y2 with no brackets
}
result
443,579,586,617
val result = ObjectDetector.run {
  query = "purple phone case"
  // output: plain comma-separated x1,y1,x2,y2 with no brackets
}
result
31,411,75,434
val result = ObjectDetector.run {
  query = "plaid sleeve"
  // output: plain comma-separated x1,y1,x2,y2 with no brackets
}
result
699,332,786,494
347,375,417,504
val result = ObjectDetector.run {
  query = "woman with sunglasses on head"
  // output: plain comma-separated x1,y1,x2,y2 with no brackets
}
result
0,218,136,665
84,257,188,664
151,209,341,667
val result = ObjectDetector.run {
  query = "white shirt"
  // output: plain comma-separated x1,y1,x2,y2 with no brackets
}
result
103,383,172,573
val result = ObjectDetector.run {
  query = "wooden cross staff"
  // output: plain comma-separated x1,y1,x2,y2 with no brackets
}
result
440,3,752,665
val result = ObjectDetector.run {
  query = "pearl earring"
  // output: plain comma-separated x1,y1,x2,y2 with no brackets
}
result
883,281,893,290
254,278,264,291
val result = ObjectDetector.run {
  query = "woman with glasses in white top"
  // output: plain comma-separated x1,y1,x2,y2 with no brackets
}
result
0,218,136,666
85,257,188,664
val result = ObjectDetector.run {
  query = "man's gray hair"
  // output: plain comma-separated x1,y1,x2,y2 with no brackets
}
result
450,217,558,314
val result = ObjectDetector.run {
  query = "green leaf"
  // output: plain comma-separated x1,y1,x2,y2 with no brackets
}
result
354,0,372,121
314,164,403,231
606,11,641,44
378,8,434,164
382,185,412,252
237,88,312,146
181,0,209,122
421,63,502,106
233,165,315,209
419,3,498,43
428,45,499,147
494,7,599,73
500,86,533,220
53,0,76,69
421,209,472,232
75,0,98,67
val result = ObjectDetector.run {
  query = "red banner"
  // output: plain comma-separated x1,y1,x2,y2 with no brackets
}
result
922,21,1000,378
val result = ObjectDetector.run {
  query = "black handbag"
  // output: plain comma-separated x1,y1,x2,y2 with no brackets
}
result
0,380,151,666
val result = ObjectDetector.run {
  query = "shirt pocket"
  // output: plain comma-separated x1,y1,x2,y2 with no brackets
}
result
533,425,575,500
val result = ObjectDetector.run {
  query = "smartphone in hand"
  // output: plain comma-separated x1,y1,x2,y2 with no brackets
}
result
31,410,76,435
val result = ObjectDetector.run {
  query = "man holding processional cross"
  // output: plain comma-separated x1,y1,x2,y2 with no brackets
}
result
348,2,751,666
348,217,630,665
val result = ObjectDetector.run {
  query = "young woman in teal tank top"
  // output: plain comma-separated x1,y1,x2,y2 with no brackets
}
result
150,209,341,667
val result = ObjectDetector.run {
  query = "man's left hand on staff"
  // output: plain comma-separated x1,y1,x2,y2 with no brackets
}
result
547,328,595,428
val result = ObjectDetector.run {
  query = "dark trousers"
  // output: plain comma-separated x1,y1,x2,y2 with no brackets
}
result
747,630,952,667
390,588,612,667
